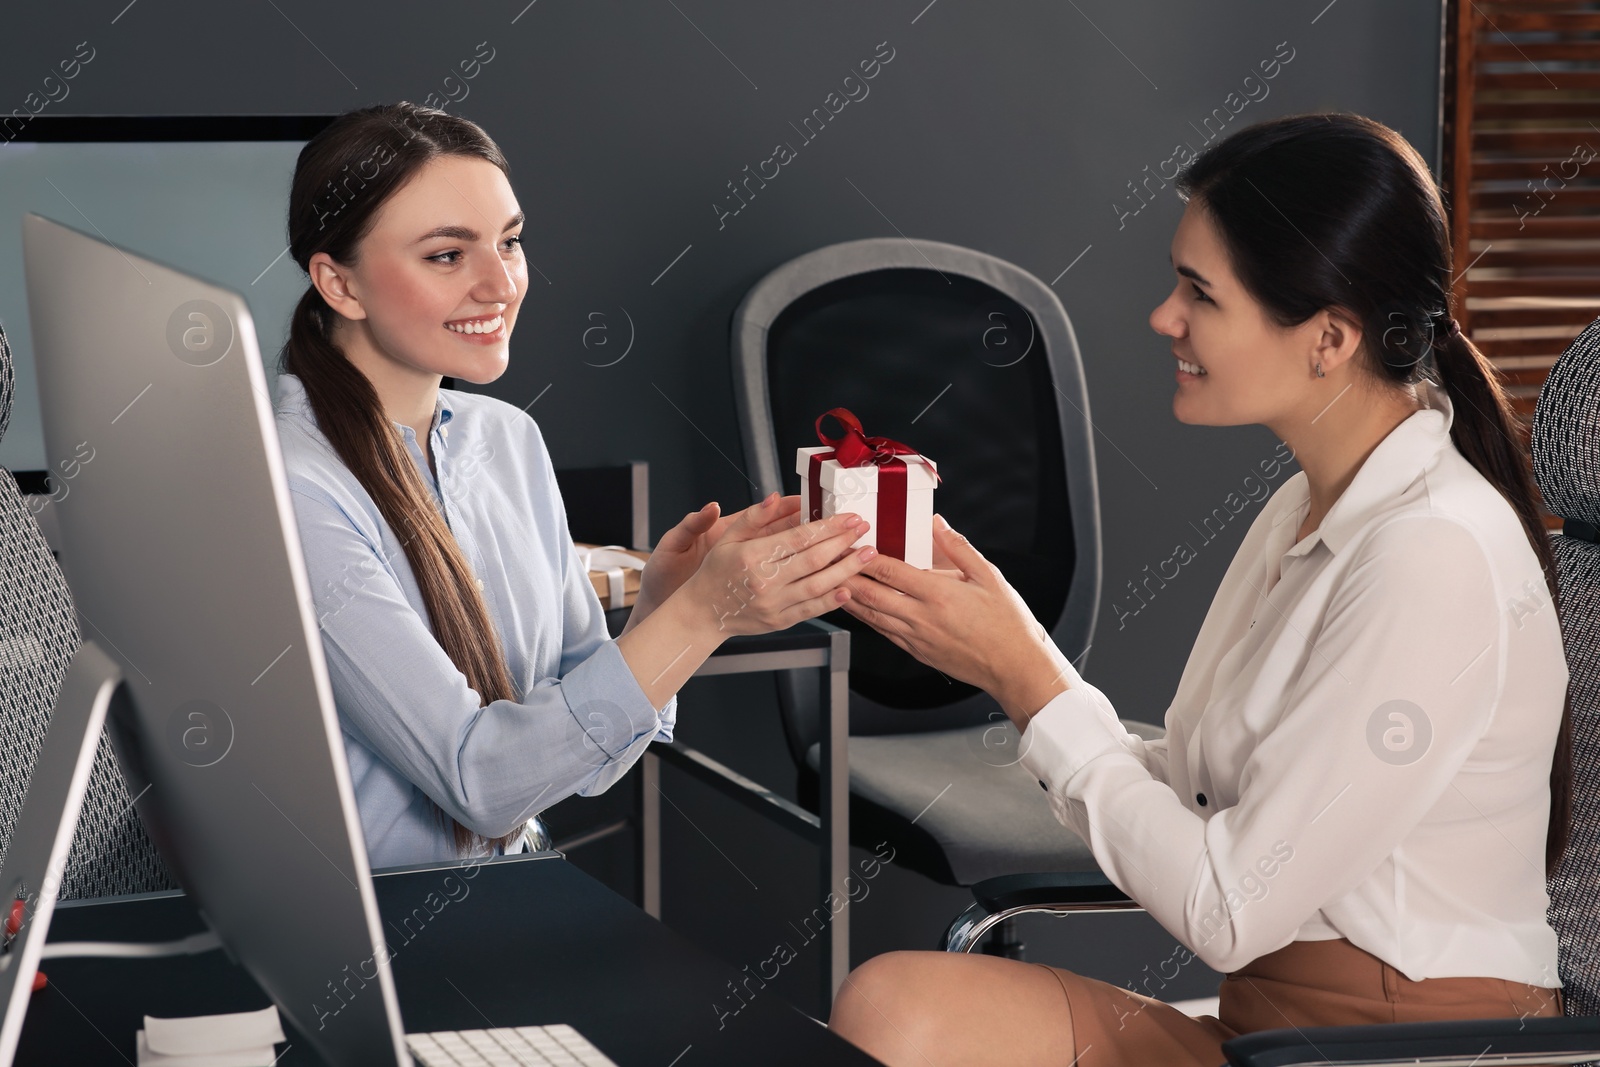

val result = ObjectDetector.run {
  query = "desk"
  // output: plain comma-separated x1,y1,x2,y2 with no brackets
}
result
17,853,879,1065
604,610,851,1010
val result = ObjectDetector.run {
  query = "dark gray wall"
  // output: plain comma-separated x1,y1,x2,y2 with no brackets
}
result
9,0,1443,1025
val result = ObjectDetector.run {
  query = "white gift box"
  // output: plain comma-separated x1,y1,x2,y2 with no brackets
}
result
797,445,939,569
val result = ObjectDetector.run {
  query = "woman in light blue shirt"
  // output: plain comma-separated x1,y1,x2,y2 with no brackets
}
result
272,102,877,869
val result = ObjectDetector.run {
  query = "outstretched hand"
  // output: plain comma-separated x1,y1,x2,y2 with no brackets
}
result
637,493,802,610
611,495,876,708
675,494,878,638
839,514,1075,723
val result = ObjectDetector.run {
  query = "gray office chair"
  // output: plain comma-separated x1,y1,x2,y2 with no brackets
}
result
0,322,174,899
731,238,1163,953
944,316,1600,1066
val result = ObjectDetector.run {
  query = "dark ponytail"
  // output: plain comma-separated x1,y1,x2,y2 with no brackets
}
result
1176,112,1573,876
281,102,521,856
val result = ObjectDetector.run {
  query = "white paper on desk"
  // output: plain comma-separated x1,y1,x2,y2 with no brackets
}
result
137,1004,285,1065
136,1030,278,1067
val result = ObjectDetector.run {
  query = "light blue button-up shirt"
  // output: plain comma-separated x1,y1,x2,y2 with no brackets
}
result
273,372,675,869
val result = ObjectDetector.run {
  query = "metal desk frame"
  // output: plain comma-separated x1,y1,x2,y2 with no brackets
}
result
637,619,851,1010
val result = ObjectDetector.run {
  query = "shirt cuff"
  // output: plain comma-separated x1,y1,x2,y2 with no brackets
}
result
1018,682,1131,795
655,692,678,743
557,638,666,760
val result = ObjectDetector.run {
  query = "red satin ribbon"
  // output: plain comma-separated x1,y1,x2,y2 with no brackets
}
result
805,408,941,562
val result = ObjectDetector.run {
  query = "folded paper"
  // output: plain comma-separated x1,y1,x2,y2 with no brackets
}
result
136,1005,285,1067
796,408,941,569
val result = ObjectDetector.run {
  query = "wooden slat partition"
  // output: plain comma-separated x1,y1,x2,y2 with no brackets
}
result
1446,0,1600,529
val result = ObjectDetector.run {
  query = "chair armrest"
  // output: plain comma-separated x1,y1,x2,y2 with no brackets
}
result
1222,1015,1600,1067
973,871,1135,912
944,872,1143,953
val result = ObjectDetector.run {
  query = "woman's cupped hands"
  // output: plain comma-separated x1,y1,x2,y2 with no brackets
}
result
837,515,1077,723
644,492,881,638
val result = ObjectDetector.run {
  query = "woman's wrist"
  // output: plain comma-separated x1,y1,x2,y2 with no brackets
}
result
612,579,729,710
651,575,732,652
619,587,665,637
991,641,1074,730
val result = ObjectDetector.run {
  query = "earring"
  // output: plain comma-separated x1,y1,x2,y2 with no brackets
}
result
1315,362,1325,378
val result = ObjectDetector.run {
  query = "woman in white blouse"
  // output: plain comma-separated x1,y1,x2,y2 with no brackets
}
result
828,112,1574,1067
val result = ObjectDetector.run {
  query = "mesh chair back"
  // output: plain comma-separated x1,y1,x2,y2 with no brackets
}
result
0,324,173,899
1533,315,1600,1016
732,239,1101,762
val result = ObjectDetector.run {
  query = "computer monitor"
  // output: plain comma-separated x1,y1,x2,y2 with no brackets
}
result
18,212,409,1065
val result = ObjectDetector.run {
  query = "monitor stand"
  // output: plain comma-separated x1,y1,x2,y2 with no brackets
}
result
0,639,127,1067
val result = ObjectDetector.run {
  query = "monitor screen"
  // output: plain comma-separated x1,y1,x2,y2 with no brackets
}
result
0,117,333,478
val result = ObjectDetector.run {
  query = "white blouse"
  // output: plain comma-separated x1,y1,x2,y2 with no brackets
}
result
1019,378,1568,988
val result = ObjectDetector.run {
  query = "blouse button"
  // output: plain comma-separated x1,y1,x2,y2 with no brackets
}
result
1197,792,1208,807
1039,780,1048,791
475,578,485,591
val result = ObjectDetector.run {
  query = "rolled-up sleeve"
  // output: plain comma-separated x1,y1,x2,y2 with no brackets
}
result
292,479,673,840
1019,516,1502,973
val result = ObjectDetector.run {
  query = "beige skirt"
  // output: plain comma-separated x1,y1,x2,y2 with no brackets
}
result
1037,936,1566,1067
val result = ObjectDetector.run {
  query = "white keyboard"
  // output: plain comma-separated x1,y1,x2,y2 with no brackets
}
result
406,1024,618,1066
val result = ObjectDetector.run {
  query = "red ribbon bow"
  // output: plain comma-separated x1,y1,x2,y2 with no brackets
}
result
806,408,940,563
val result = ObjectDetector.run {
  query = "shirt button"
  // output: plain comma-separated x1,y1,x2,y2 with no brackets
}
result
1197,792,1208,807
1039,780,1048,791
440,426,449,438
475,578,485,591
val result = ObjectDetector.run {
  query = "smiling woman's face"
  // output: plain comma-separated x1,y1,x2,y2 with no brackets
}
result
317,153,528,386
1149,198,1322,427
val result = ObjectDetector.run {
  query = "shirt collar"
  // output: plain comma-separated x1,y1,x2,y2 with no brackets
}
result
430,390,455,437
275,372,454,438
1281,377,1455,559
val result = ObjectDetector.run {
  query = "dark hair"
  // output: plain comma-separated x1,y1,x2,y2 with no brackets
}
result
1176,112,1573,877
280,102,521,855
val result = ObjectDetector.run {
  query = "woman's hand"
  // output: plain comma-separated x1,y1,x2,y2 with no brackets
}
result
626,493,803,626
634,499,741,614
613,499,876,710
676,495,879,639
839,515,1077,727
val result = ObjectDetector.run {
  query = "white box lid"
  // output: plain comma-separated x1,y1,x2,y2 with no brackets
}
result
798,450,939,493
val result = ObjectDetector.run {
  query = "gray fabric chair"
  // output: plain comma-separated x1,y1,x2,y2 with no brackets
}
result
1539,319,1600,1026
0,321,173,900
731,238,1163,906
944,316,1600,1066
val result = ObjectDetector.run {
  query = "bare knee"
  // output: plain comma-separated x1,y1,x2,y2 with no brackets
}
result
829,951,941,1049
831,951,1080,1067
